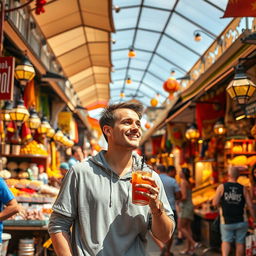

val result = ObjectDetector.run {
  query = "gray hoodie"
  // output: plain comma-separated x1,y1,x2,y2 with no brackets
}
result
48,151,174,256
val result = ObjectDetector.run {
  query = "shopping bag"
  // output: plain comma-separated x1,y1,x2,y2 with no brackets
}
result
246,232,256,256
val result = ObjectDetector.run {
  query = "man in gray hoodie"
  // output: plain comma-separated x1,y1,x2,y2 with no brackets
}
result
48,102,175,256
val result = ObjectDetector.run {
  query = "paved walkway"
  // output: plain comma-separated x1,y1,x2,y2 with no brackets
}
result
146,233,221,256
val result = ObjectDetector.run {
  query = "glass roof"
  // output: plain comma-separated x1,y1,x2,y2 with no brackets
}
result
110,0,231,107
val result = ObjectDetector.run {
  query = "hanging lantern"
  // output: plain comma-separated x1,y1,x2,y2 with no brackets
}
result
213,119,227,135
226,64,256,105
145,122,151,129
120,91,125,98
150,97,158,107
15,56,35,86
185,124,200,141
10,99,30,127
128,48,136,58
37,116,51,134
0,101,13,122
28,108,41,130
163,77,180,98
126,77,132,84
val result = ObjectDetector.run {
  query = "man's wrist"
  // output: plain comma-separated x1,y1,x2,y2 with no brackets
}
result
150,200,164,217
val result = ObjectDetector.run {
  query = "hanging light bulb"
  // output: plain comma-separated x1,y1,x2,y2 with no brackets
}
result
128,47,136,58
126,77,132,84
120,91,125,98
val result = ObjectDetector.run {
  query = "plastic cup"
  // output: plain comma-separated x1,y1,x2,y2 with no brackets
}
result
132,170,152,205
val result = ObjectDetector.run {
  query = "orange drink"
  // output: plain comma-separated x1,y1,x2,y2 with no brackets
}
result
132,170,152,205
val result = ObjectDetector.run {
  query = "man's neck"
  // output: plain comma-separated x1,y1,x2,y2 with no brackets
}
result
228,178,237,183
105,147,134,176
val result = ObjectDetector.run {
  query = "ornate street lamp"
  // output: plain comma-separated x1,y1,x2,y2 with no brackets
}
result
185,123,200,141
226,64,256,105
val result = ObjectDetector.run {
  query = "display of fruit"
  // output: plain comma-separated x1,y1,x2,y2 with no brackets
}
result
20,140,47,155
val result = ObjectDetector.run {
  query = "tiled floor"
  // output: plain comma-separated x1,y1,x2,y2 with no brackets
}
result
146,233,221,256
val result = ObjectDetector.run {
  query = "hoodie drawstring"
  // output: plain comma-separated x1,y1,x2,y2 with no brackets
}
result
109,170,113,207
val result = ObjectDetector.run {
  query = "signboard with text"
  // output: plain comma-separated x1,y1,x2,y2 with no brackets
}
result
0,57,15,100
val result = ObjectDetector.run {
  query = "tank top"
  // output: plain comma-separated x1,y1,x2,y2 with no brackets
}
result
220,182,246,224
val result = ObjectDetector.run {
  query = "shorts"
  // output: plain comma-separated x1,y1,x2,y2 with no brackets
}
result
220,222,248,244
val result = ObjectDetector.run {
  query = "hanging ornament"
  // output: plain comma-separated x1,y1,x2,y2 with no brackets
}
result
150,97,158,107
35,0,47,15
163,77,180,98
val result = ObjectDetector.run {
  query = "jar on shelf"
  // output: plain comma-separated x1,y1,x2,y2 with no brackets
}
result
29,163,38,180
248,142,253,152
242,142,247,152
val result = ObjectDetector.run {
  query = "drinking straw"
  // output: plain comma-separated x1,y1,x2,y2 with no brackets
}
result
141,155,145,170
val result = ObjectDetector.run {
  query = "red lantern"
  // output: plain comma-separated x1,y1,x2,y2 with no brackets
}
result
150,98,158,107
163,77,180,98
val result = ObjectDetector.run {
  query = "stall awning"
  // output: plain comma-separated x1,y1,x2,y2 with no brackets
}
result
30,0,114,108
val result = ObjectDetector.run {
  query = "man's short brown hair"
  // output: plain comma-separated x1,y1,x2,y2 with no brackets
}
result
99,102,143,141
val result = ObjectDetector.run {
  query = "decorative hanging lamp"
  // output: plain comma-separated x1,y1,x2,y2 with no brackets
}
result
126,77,132,84
185,123,200,141
15,55,35,86
213,119,227,135
226,64,256,105
128,47,136,58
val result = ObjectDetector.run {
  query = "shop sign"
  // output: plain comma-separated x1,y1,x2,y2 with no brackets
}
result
0,57,15,100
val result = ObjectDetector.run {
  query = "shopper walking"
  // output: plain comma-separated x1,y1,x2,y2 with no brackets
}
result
48,102,175,256
158,165,181,256
68,145,84,168
212,165,255,256
179,168,200,255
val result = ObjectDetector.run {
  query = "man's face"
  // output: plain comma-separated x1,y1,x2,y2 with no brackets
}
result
75,148,84,161
105,108,142,150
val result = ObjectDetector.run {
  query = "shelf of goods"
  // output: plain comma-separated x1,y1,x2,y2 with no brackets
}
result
4,177,58,228
224,139,256,170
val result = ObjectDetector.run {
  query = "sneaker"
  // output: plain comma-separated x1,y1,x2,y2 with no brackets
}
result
194,242,202,249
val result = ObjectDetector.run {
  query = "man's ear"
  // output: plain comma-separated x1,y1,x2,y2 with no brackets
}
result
102,125,112,138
